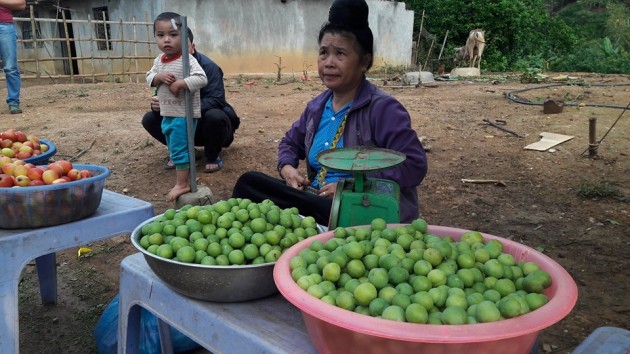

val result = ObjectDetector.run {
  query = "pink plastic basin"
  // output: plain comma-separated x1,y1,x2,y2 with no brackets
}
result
274,225,578,354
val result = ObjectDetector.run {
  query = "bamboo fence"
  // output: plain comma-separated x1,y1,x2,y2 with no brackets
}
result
10,9,157,84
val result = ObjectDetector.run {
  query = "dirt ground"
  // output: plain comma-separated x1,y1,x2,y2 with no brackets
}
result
4,71,629,353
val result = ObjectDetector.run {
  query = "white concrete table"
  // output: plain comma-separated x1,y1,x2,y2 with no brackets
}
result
118,253,317,354
0,190,154,354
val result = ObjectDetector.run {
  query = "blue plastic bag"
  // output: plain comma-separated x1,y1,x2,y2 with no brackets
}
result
93,294,201,354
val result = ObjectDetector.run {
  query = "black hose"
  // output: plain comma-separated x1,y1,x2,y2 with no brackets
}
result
505,82,630,109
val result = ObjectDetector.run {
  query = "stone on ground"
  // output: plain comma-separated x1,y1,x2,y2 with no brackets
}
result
175,185,213,209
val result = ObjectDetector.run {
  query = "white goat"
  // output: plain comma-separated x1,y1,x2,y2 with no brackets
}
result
465,29,485,70
454,29,486,70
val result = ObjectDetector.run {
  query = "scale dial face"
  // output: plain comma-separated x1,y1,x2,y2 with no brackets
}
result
316,147,406,174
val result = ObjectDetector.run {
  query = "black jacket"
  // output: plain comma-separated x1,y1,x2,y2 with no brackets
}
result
193,50,240,146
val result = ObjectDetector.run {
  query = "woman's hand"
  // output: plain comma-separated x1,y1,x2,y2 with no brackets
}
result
318,182,337,198
280,165,309,190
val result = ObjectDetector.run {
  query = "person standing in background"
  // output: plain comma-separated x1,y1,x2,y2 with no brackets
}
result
0,0,26,114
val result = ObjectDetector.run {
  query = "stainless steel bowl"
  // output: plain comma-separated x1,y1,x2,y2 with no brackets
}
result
130,214,324,302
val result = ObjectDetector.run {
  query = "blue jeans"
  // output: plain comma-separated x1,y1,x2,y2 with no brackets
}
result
0,23,21,106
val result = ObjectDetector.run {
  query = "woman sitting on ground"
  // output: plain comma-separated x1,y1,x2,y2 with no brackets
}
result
232,0,428,226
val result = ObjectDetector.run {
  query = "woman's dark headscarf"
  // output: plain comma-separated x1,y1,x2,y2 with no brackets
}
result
319,0,374,70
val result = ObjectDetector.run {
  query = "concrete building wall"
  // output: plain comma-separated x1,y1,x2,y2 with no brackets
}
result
18,0,413,77
170,0,414,74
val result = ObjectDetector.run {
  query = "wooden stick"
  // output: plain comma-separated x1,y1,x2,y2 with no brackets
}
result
70,139,96,162
414,10,425,69
437,30,449,62
146,12,153,60
422,38,435,71
588,117,597,156
482,118,525,138
461,179,506,186
61,10,74,82
120,18,126,80
87,14,96,83
388,86,422,89
28,6,40,79
133,16,139,83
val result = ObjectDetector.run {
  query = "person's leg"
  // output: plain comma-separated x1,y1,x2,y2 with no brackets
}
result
141,110,167,145
149,111,202,169
0,24,22,111
168,169,190,202
162,117,197,201
232,171,332,225
195,109,231,169
143,110,175,169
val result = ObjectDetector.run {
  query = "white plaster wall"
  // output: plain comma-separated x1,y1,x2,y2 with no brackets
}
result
19,0,413,75
169,0,413,73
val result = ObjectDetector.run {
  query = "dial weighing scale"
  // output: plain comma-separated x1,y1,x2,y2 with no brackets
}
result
317,147,406,229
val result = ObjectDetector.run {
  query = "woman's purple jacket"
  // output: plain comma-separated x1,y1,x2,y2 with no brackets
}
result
277,77,428,222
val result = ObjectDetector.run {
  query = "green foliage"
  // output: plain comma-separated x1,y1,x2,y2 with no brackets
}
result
404,0,577,71
404,0,630,73
602,37,618,56
556,2,608,39
512,54,551,72
482,50,510,72
579,0,613,9
520,68,545,83
605,3,630,51
577,180,620,199
550,38,630,74
552,1,630,72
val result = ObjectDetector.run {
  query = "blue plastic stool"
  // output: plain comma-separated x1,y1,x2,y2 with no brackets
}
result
0,190,154,353
118,253,316,354
35,253,58,304
572,327,630,354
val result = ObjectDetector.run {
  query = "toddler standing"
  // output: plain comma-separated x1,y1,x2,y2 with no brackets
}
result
146,12,208,201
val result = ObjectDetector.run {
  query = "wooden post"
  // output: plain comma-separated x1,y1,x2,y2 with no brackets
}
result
588,117,597,156
61,10,74,82
29,5,40,80
102,11,113,81
274,56,284,82
181,16,197,193
422,38,435,71
87,14,96,83
146,13,153,62
437,30,449,63
133,16,139,83
120,19,126,81
414,10,425,70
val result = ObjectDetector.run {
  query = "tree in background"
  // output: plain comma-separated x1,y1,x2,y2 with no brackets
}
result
403,0,629,73
603,2,630,50
551,0,630,73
